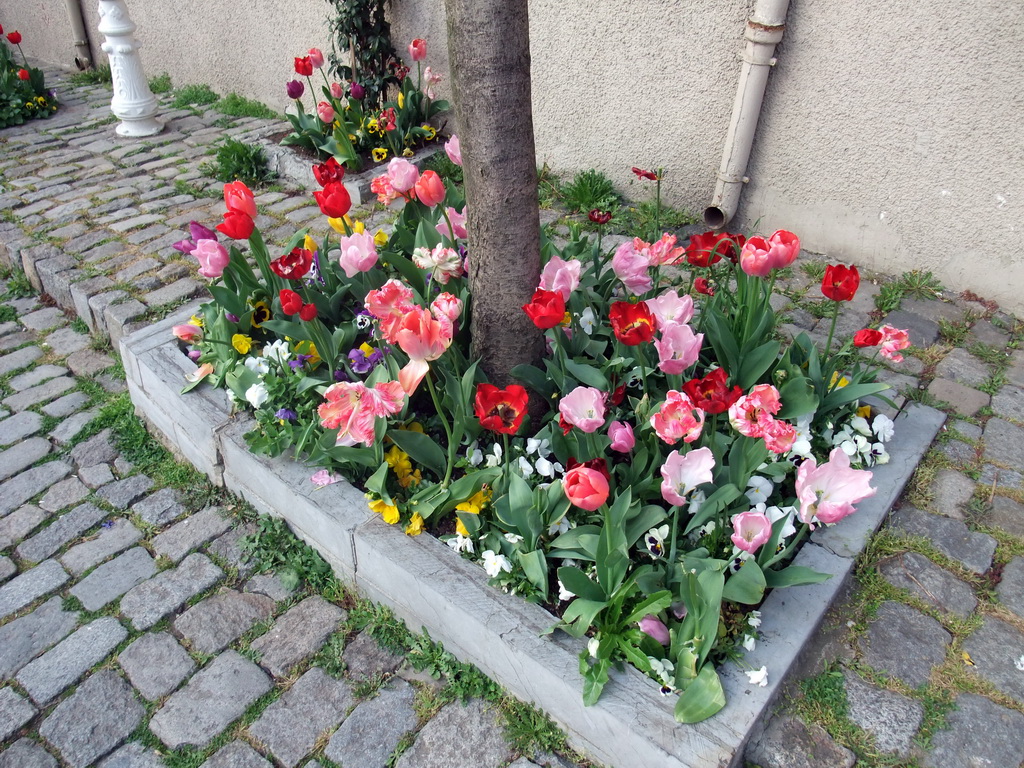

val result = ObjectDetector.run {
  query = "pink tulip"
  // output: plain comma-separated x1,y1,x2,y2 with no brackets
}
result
337,232,379,278
414,170,446,207
172,324,202,343
728,384,783,439
611,240,652,295
731,511,773,553
386,157,419,193
563,467,609,511
651,391,705,445
660,446,715,506
539,255,582,301
654,323,704,375
436,207,468,240
193,239,230,279
559,386,607,433
767,229,800,269
365,279,416,343
308,48,325,69
796,447,876,528
638,615,670,645
394,307,453,394
647,233,684,266
317,101,335,123
444,135,462,166
739,236,773,277
408,38,427,62
608,421,635,453
430,292,463,325
762,418,797,454
411,244,463,284
330,82,344,99
645,289,693,330
879,325,910,363
318,381,405,447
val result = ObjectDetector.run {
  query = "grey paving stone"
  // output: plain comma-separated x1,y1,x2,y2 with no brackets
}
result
60,519,142,576
0,556,13,584
0,411,43,446
150,651,272,749
97,742,166,768
8,365,67,392
0,738,57,768
78,462,115,489
978,462,1024,490
41,328,91,358
117,631,196,702
69,428,117,468
923,693,1024,768
984,417,1024,468
877,552,978,618
70,547,157,611
744,714,855,768
0,686,36,744
394,698,513,768
250,596,346,678
342,630,405,681
882,309,938,348
38,670,142,768
248,667,353,768
0,461,71,516
889,505,996,574
325,678,416,768
843,671,923,756
996,557,1024,620
0,436,50,482
991,384,1024,424
141,278,203,307
198,740,273,768
175,589,275,654
961,616,1024,705
0,346,43,376
97,475,155,510
0,505,46,549
928,469,976,520
152,506,232,562
40,391,90,418
984,495,1024,537
16,503,106,564
860,601,951,689
0,597,80,679
208,524,256,577
37,477,91,514
0,332,36,353
119,553,224,630
933,348,990,388
66,349,116,377
2,376,76,412
242,573,293,602
20,308,66,333
926,378,989,417
16,614,127,705
50,407,100,446
0,560,69,621
130,486,186,525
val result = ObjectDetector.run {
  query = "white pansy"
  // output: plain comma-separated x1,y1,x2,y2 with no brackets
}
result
579,307,596,335
446,534,474,554
534,456,556,478
764,504,797,540
548,515,571,536
244,356,270,376
484,443,503,468
873,413,895,442
517,456,534,478
1015,655,1024,672
244,382,269,408
557,579,575,602
850,416,872,436
746,666,768,687
745,476,774,506
644,525,670,558
688,490,707,517
481,550,512,578
587,637,600,658
504,532,524,545
526,437,551,457
747,610,762,628
742,635,757,652
263,339,292,365
467,441,483,467
649,657,676,687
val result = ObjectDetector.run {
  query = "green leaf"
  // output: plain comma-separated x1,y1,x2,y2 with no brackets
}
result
385,252,427,298
736,341,780,390
510,364,555,400
722,561,766,604
674,665,726,723
683,483,741,534
548,525,601,561
776,371,819,420
622,590,673,625
556,566,606,602
387,429,447,480
208,284,246,317
559,598,607,637
625,505,668,549
564,359,609,390
581,658,610,706
763,564,833,588
821,382,891,412
518,550,549,597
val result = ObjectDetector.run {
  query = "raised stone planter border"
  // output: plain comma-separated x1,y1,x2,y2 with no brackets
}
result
121,302,945,768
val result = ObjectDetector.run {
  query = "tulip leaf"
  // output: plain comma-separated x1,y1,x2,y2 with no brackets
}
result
559,598,607,637
763,564,832,588
674,665,726,723
683,483,741,534
385,252,426,298
722,561,766,605
510,364,556,401
564,359,610,391
776,371,819,420
736,341,780,391
208,285,246,317
387,428,447,481
581,658,610,706
557,566,607,602
623,589,674,626
364,462,393,505
820,382,891,412
261,318,313,344
595,492,631,594
625,504,668,549
518,549,549,597
548,525,601,561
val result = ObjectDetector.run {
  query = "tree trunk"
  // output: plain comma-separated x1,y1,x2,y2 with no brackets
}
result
444,0,543,387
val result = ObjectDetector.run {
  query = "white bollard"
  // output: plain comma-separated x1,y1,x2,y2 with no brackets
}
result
97,0,162,137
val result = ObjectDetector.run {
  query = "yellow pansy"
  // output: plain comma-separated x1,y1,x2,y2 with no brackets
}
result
856,404,872,419
250,301,271,328
402,148,414,158
398,469,421,489
398,92,405,109
373,229,389,247
455,488,492,516
405,513,424,536
294,340,320,366
189,314,204,328
303,234,318,253
372,148,388,162
830,372,850,388
385,446,412,477
456,517,470,537
421,124,437,140
359,342,375,356
403,422,425,434
366,117,379,133
369,499,400,525
231,334,253,354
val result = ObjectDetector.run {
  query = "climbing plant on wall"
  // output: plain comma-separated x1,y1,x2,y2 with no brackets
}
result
325,0,400,111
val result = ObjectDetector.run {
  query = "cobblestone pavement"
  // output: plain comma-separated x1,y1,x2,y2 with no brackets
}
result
1,69,1023,767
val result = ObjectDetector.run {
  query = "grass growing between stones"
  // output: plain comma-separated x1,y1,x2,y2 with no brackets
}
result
214,93,278,120
241,515,338,593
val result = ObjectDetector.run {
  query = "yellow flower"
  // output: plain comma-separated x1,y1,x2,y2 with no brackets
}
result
294,340,320,366
189,314,204,328
359,342,375,356
303,234,318,253
373,229,389,247
830,372,850,388
405,513,425,536
398,469,421,489
456,517,470,537
385,446,412,477
455,488,492,517
328,217,346,234
421,124,437,140
333,119,341,129
856,404,872,419
351,219,365,234
560,311,572,326
402,148,414,158
372,147,388,162
231,334,253,354
348,134,357,143
250,301,270,328
404,422,425,434
398,92,405,109
366,117,379,133
369,499,400,525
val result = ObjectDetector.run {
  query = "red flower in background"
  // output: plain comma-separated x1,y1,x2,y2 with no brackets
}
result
216,211,254,240
682,368,743,415
313,157,345,187
588,209,612,225
821,264,860,302
522,289,565,329
685,231,746,267
279,289,303,316
298,303,318,321
294,56,313,76
565,457,611,483
313,181,352,219
17,69,29,81
609,301,655,345
632,167,658,181
7,31,22,45
853,328,883,347
474,384,529,435
694,277,715,296
270,247,313,280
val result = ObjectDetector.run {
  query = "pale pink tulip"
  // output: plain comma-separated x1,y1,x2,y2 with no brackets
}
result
539,255,582,301
608,420,635,452
647,233,684,266
645,290,694,330
611,240,652,295
193,239,230,279
654,323,704,375
337,232,379,277
739,236,773,277
317,101,335,123
660,446,715,505
330,82,344,99
558,386,607,433
308,48,325,69
879,325,910,363
430,292,463,324
172,324,202,343
394,307,453,394
730,511,773,553
386,157,419,193
651,390,705,445
412,244,463,284
362,380,406,417
767,229,800,269
445,135,462,166
638,615,670,645
435,207,467,240
795,447,876,528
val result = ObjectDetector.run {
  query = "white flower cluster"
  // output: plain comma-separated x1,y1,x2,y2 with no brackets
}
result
830,413,895,467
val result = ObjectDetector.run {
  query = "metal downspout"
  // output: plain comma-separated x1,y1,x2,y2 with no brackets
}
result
703,0,791,230
64,0,94,70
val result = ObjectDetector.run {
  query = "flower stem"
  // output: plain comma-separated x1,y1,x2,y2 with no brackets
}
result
424,372,455,488
825,301,840,357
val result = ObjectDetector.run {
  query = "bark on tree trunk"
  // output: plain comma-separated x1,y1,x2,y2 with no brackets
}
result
444,0,544,387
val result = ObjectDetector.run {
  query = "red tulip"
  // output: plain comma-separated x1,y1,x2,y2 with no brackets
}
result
7,31,22,45
414,170,446,207
279,289,303,316
853,328,883,347
685,231,745,267
694,277,715,296
609,301,656,346
17,69,29,81
682,368,743,415
632,167,658,181
216,211,254,240
821,264,860,302
474,383,528,435
588,209,612,225
312,157,345,187
270,247,313,280
522,289,565,329
223,180,257,218
313,181,352,219
299,303,318,321
408,38,427,62
294,56,313,76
